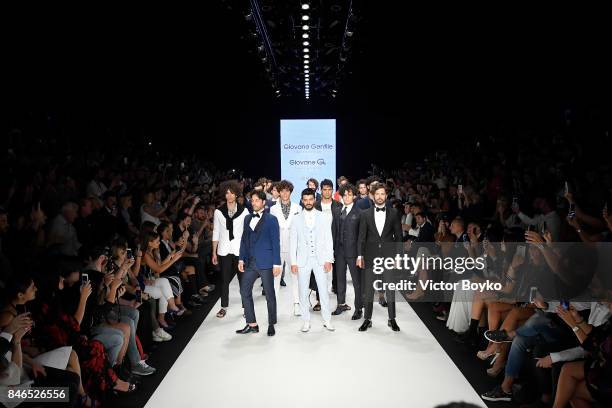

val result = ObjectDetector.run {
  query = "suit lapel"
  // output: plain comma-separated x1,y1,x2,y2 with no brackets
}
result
381,206,391,238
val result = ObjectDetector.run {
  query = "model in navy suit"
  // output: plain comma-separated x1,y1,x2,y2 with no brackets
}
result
237,190,282,336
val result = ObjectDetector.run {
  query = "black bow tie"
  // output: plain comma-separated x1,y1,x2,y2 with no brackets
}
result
376,207,386,212
252,213,261,218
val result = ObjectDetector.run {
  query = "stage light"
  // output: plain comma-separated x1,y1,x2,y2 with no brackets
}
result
304,54,309,59
346,31,354,37
302,4,310,10
303,48,309,53
304,69,309,73
302,33,309,39
304,65,309,69
303,41,309,46
275,90,280,94
302,25,309,30
302,15,309,21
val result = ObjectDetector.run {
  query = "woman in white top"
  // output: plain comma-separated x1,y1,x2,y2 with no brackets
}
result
212,181,249,318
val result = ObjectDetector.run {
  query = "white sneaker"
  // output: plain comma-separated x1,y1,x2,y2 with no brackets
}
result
152,328,172,342
301,321,311,332
323,321,335,331
293,303,301,316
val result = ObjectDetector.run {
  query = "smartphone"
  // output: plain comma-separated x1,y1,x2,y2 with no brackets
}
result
15,304,27,315
564,181,569,195
541,221,548,235
529,287,538,303
135,290,142,303
560,300,570,310
517,245,526,258
126,248,133,259
81,273,89,286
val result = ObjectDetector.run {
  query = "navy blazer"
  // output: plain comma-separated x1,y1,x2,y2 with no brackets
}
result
239,212,281,270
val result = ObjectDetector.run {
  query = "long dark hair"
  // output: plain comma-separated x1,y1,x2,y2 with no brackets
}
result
3,274,34,305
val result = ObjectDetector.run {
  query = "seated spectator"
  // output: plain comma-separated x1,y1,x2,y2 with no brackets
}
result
48,202,82,257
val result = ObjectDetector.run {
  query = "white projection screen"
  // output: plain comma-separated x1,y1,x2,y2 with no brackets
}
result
280,119,336,203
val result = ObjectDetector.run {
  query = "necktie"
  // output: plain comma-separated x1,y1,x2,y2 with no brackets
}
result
339,207,347,242
252,213,261,218
376,207,386,212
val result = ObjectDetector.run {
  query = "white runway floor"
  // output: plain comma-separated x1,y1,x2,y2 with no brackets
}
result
146,274,484,408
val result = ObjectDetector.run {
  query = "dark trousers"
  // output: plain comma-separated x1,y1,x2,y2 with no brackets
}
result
331,262,337,293
335,245,362,309
183,255,209,286
363,267,396,320
20,366,81,407
240,260,277,325
219,254,241,308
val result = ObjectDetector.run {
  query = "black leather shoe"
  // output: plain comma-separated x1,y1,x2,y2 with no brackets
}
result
388,319,400,331
280,279,286,287
267,325,275,336
331,304,351,315
236,325,259,334
358,319,372,332
379,297,388,307
351,309,363,320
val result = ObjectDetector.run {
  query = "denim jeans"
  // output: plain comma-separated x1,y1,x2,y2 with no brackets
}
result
117,305,141,367
505,312,569,378
91,325,124,366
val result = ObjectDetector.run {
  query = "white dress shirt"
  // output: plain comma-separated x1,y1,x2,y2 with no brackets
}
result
374,205,386,236
304,208,316,229
341,202,354,215
249,210,265,230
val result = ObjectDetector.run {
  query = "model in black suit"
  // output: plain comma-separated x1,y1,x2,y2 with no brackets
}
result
357,183,403,332
331,183,364,320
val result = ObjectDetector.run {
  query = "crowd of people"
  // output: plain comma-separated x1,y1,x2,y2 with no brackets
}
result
1,120,612,408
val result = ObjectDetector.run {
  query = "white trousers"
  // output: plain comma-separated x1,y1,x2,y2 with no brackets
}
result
145,277,174,314
274,251,300,306
298,256,331,323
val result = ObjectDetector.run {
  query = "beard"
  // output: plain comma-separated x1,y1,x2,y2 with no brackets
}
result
304,204,314,211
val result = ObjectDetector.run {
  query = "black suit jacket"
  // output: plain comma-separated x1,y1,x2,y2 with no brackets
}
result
357,205,403,269
416,221,435,243
332,204,362,259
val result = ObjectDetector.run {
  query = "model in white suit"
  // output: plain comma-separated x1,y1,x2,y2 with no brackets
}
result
269,188,302,316
290,189,335,332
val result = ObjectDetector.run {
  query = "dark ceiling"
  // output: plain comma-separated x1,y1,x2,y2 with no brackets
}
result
2,3,612,178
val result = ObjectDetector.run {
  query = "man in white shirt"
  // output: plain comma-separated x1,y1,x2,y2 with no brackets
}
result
290,188,335,332
269,180,302,316
315,179,342,300
212,181,249,319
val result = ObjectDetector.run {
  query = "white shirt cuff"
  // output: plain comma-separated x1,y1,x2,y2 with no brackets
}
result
0,332,13,343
